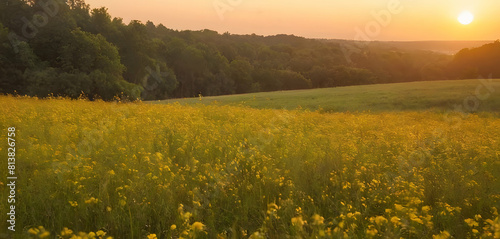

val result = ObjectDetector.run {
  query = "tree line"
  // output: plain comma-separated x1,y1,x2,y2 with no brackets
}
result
0,0,498,100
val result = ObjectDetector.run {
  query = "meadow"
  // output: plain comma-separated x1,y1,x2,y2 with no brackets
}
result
0,88,499,238
157,79,500,113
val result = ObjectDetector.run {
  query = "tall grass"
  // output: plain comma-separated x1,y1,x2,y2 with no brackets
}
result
0,96,499,238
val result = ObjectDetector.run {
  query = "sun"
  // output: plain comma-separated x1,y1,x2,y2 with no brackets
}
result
458,11,474,25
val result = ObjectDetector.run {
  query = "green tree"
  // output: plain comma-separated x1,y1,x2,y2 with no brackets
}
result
141,62,178,100
57,29,141,99
172,45,209,96
253,68,282,91
230,59,254,93
275,70,311,90
0,22,26,93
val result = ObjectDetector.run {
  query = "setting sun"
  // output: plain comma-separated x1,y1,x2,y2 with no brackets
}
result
458,11,474,25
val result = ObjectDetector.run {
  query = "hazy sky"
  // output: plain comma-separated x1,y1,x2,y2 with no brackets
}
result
84,0,500,41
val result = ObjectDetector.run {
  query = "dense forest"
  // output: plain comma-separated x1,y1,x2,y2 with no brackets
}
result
0,0,498,100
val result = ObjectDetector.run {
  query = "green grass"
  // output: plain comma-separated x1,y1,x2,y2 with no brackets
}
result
156,79,500,112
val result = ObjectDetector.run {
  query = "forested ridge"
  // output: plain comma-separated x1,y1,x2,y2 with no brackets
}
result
0,0,498,100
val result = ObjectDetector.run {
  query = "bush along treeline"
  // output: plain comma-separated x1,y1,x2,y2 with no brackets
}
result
0,0,497,100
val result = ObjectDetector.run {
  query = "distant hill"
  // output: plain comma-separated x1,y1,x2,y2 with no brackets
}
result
327,40,493,55
376,41,494,55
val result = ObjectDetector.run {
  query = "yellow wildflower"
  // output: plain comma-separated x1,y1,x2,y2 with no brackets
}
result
366,226,378,237
374,216,388,225
422,206,431,213
96,230,106,237
147,234,157,239
61,227,74,236
391,216,401,225
28,227,40,235
84,197,99,204
312,214,324,225
249,231,264,239
191,222,205,231
432,231,451,239
291,216,305,227
39,231,50,238
464,218,479,227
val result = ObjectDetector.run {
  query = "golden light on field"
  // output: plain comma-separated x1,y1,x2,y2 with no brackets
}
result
458,11,474,25
3,95,500,238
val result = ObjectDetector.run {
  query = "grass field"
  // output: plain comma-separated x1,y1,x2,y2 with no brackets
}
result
157,79,500,112
1,80,500,238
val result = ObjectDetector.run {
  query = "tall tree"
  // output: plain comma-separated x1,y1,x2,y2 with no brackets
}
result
230,59,253,93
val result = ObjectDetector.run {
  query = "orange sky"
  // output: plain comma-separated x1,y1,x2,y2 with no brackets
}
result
84,0,500,41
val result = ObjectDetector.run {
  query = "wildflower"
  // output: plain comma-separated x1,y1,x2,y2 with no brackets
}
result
249,231,264,239
366,226,378,237
432,230,451,239
28,227,40,235
39,231,50,238
61,227,74,237
182,212,192,221
291,216,305,228
85,197,99,204
464,218,479,227
333,219,343,229
28,226,50,238
96,230,106,237
178,204,184,214
312,214,324,225
147,234,157,239
374,216,388,225
410,213,424,224
391,216,401,225
422,206,431,213
170,224,177,230
191,222,205,231
69,201,78,207
268,203,278,210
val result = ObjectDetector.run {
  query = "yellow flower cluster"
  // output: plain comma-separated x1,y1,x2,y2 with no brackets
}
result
28,227,111,239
